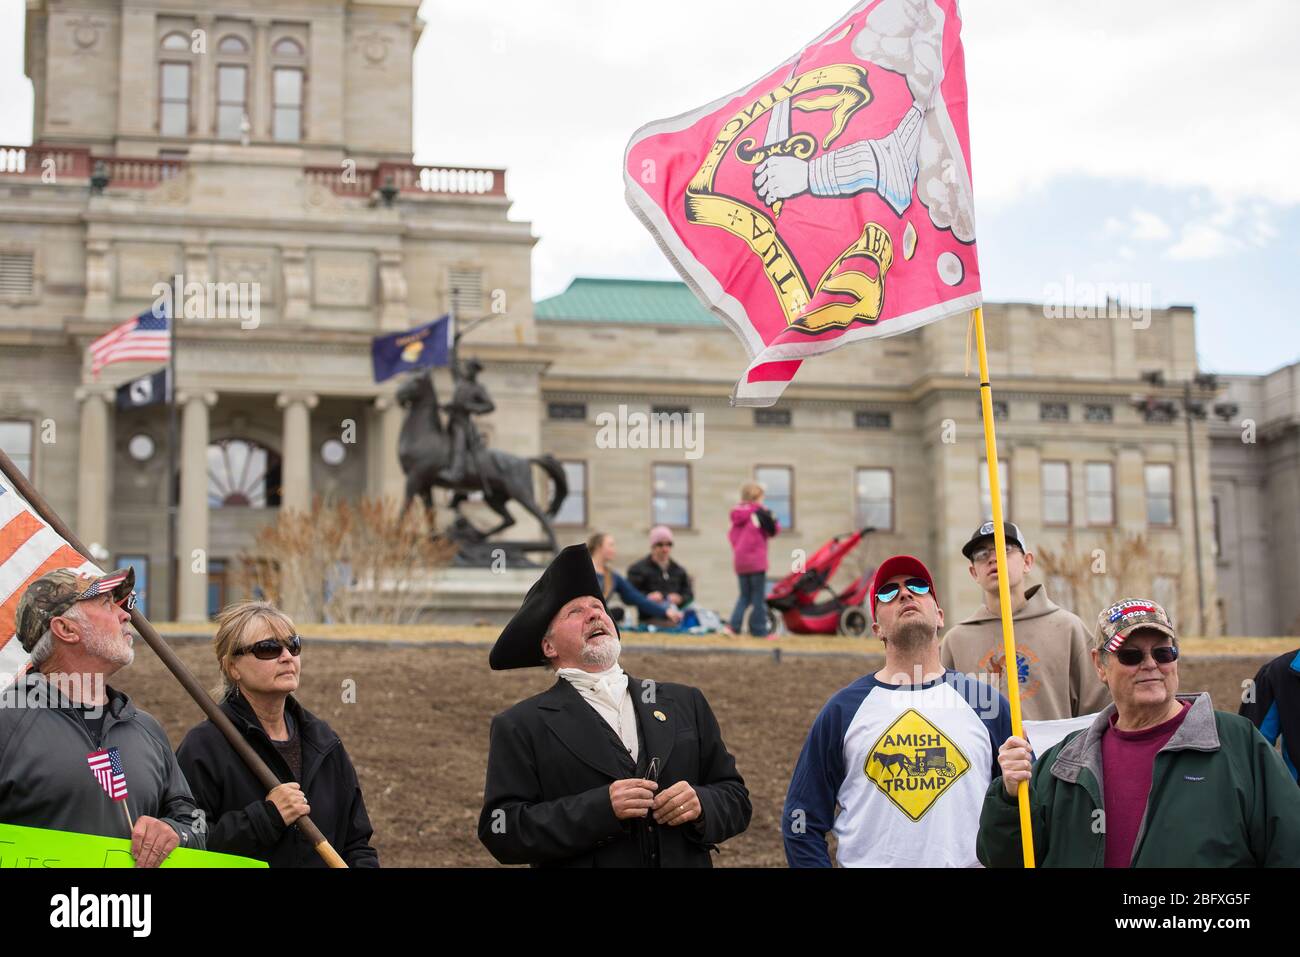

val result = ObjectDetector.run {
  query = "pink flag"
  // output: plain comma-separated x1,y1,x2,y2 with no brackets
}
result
625,0,981,406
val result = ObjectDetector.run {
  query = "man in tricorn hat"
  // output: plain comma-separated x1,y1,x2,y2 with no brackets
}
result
478,544,751,866
0,567,205,866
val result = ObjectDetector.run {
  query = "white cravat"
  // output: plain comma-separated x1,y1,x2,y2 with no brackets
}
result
557,664,639,762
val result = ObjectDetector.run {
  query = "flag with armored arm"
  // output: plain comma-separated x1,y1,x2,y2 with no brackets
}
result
624,0,981,406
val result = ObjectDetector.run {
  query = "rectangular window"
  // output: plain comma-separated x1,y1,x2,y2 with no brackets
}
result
272,67,303,141
979,458,1010,523
1040,402,1069,422
552,461,587,527
1084,404,1114,423
755,466,793,530
977,400,1008,421
1145,463,1174,526
754,408,791,427
855,410,892,430
448,268,483,317
1211,495,1222,557
1085,461,1115,526
651,405,690,418
159,62,191,136
0,419,34,480
546,402,586,421
854,468,893,532
0,252,35,298
652,464,690,527
216,65,247,140
207,559,227,620
1041,460,1070,526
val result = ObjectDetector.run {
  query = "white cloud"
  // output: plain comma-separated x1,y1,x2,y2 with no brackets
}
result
1130,209,1172,241
1166,222,1240,260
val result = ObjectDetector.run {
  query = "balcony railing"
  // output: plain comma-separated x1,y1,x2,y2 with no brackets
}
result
0,146,507,199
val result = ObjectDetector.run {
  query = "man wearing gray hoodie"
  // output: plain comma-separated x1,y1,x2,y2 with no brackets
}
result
940,522,1109,721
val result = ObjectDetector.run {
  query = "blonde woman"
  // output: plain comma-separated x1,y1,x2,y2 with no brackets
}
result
727,482,779,637
176,601,378,867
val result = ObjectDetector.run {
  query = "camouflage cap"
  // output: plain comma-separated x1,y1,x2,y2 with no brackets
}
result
1095,597,1177,653
14,567,135,653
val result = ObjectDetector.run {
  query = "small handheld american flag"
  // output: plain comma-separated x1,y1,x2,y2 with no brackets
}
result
87,747,129,801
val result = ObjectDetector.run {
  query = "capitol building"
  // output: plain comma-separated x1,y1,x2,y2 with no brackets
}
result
2,0,1296,636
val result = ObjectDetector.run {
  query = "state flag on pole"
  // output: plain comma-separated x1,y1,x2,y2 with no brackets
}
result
625,0,981,406
0,476,103,689
371,315,452,383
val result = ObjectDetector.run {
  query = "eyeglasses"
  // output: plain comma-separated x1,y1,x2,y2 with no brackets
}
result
652,542,673,548
970,545,1022,565
875,578,932,604
1113,645,1178,667
233,635,303,660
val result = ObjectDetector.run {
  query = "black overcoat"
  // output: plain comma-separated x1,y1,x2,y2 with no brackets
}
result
478,674,751,867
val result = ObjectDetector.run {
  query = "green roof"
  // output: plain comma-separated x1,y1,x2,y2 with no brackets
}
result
534,277,722,327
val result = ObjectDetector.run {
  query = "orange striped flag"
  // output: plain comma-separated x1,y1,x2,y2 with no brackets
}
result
0,474,101,688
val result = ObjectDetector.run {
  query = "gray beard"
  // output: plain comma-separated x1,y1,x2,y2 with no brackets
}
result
84,628,133,670
580,636,621,670
887,619,935,655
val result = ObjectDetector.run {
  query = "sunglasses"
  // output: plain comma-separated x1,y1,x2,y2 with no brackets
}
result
233,635,303,660
115,591,139,611
652,542,674,548
875,578,932,604
1113,644,1178,666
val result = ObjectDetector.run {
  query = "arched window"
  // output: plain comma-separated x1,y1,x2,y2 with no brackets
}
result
216,35,251,140
271,36,306,142
207,439,282,508
159,33,193,137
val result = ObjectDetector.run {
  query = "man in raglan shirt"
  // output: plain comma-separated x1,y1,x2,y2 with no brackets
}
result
782,555,1015,867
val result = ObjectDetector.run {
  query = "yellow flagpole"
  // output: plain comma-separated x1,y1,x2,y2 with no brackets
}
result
973,306,1035,868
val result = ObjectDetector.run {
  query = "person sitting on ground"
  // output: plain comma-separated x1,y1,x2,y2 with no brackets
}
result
627,526,694,623
587,532,682,627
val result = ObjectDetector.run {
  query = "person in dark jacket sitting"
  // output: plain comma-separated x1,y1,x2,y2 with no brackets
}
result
588,532,681,627
176,601,379,867
626,525,694,617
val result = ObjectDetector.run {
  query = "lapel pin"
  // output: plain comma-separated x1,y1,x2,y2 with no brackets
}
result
653,710,667,722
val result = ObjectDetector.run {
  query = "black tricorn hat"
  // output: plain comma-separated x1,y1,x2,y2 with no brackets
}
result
489,543,612,670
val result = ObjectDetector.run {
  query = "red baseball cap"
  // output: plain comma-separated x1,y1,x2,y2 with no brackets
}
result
869,555,938,622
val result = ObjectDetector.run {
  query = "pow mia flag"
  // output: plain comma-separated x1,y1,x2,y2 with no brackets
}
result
116,368,170,410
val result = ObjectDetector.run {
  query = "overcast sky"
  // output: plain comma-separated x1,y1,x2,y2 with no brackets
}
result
2,0,1297,375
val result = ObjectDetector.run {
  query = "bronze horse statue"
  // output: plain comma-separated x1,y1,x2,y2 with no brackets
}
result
395,370,567,553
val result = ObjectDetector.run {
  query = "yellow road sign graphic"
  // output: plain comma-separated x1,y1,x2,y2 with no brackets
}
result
863,708,971,822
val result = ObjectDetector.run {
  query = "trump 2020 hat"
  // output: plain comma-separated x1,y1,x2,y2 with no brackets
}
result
868,555,938,622
489,544,614,670
1096,598,1178,653
961,521,1028,561
15,567,136,653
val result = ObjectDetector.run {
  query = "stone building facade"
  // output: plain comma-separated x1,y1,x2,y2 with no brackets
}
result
3,0,1287,636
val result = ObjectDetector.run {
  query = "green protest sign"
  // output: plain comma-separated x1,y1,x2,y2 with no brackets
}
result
0,822,267,868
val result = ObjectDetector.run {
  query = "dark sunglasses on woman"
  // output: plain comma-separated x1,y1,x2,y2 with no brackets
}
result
1113,645,1178,666
233,635,303,660
875,578,932,603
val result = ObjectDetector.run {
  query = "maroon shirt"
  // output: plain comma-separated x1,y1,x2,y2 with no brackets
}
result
1101,700,1191,867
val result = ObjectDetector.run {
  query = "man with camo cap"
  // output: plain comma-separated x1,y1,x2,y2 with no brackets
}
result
0,567,204,866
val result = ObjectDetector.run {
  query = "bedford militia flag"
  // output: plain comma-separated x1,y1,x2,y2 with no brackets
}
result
625,0,981,405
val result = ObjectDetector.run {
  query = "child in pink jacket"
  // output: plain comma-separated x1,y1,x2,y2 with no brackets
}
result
727,482,780,636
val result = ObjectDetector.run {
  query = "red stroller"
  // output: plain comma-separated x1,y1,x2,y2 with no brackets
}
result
765,528,875,637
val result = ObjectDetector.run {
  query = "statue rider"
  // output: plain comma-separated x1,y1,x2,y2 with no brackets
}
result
442,336,497,490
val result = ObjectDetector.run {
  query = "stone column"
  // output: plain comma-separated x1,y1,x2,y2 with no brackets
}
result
74,387,115,558
252,18,271,138
369,395,406,505
278,392,318,513
195,14,216,136
177,390,217,622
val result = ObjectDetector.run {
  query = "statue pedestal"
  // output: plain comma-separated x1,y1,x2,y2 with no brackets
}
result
343,566,539,626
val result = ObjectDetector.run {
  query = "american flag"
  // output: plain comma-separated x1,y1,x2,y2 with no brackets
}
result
88,308,170,376
87,747,129,801
0,476,103,689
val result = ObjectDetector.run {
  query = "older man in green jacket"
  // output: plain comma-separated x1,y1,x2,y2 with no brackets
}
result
978,598,1300,867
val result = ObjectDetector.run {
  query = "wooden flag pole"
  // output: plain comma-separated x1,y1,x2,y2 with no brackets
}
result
0,449,347,868
973,306,1036,868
